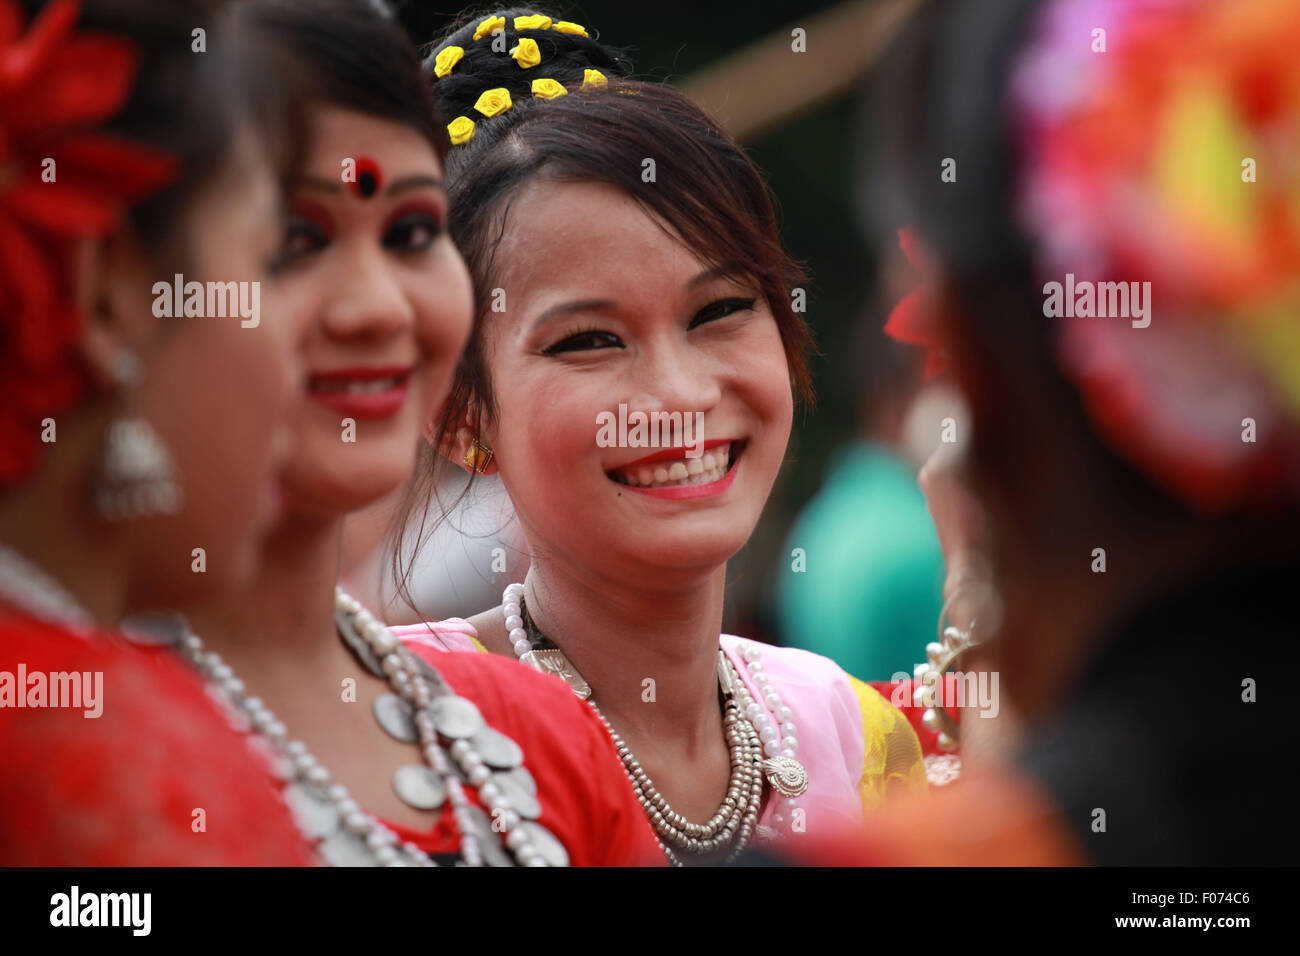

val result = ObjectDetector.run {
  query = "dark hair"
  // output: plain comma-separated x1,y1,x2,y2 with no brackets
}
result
868,0,1300,552
388,9,813,613
865,0,1186,542
241,0,446,159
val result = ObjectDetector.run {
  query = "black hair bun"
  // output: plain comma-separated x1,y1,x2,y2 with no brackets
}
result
424,7,633,123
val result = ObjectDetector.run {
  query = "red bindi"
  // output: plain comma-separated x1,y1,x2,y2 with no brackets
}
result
351,157,383,199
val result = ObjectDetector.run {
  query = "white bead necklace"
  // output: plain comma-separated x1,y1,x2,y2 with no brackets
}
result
501,582,809,861
123,589,567,866
0,543,95,636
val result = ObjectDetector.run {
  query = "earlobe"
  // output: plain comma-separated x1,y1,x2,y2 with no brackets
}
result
436,417,498,476
72,232,157,393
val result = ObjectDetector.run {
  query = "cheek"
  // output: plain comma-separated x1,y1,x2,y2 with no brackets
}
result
413,250,474,359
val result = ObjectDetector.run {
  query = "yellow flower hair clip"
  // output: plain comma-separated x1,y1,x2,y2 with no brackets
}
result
553,21,588,36
474,87,513,117
511,37,541,69
472,15,505,41
514,14,552,31
582,69,607,89
531,77,567,100
447,116,476,145
433,45,463,79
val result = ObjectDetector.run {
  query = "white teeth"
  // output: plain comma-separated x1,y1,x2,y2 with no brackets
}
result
312,376,402,394
610,442,739,489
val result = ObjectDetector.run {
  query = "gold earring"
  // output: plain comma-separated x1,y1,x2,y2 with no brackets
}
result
464,438,494,474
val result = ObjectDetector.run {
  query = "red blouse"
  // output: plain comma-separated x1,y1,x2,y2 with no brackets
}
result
385,643,665,867
0,615,312,865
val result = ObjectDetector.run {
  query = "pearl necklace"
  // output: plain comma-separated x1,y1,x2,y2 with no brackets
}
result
0,544,95,636
501,582,809,863
123,589,567,866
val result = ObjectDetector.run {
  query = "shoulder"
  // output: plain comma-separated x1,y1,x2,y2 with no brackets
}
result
391,618,485,653
0,618,310,865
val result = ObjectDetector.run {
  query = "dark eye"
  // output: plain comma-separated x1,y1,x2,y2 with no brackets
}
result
689,297,757,329
542,327,625,354
384,212,442,251
270,216,328,271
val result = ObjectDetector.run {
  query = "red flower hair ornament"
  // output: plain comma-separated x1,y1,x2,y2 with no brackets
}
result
883,227,950,381
0,0,176,486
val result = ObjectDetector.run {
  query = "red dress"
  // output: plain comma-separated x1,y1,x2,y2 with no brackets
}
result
0,615,312,865
384,644,665,866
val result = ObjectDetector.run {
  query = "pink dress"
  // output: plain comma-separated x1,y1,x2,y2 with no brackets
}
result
392,620,928,849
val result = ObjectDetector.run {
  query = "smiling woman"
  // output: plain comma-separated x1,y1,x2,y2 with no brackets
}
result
175,0,662,867
390,7,929,865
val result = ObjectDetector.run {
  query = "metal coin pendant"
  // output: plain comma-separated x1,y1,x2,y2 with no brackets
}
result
318,829,376,867
336,609,385,678
430,695,484,739
518,821,569,867
373,693,418,743
392,763,447,810
462,805,514,867
498,765,537,796
118,611,188,647
762,755,809,797
283,781,341,839
471,727,524,769
491,770,541,820
519,648,591,700
409,653,452,695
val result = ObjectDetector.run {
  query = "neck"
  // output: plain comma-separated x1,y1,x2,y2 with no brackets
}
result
186,511,345,670
0,421,127,626
522,554,727,755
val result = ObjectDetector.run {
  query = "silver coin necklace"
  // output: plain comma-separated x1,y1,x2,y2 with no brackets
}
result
123,588,566,866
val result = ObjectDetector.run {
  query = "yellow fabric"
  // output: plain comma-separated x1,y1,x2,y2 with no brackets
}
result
848,675,928,815
468,634,489,654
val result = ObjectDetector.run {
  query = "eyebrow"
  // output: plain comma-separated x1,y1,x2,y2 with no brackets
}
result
299,174,445,196
529,265,749,332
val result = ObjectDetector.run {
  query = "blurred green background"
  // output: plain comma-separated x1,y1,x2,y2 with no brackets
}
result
393,1,894,643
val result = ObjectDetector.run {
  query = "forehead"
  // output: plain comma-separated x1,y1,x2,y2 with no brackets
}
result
492,179,709,298
303,104,441,177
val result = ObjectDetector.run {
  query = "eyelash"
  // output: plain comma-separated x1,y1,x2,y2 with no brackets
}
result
542,297,758,355
268,208,445,273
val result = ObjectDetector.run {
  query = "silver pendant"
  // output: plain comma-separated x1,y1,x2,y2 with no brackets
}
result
471,727,524,769
336,609,384,677
496,765,537,796
519,648,591,700
373,693,418,743
462,805,514,867
762,755,809,797
491,770,541,820
283,781,340,839
430,695,484,739
118,611,188,647
393,763,447,810
518,821,569,867
409,653,452,695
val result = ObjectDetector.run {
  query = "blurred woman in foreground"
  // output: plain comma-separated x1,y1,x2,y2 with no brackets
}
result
841,0,1300,864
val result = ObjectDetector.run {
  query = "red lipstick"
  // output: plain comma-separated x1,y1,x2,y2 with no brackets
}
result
306,365,415,419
